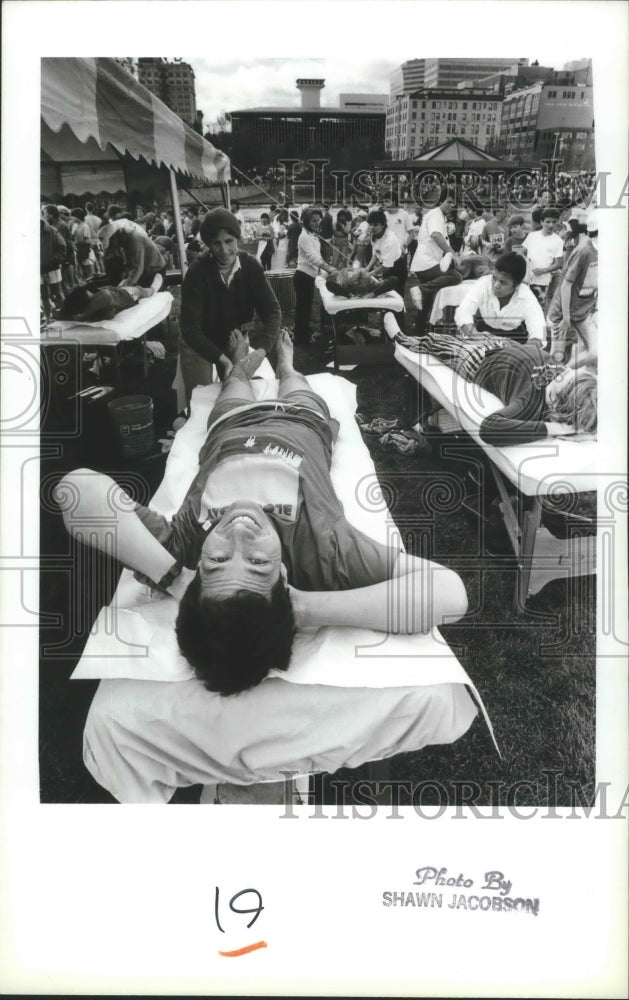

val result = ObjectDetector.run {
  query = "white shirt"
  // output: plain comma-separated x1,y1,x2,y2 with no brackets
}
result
454,273,545,341
411,206,448,273
372,228,403,269
522,230,564,287
384,209,415,248
296,230,325,278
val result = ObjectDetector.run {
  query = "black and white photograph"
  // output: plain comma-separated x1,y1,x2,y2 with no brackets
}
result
1,1,627,996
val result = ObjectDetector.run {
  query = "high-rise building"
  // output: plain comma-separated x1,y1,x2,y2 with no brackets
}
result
499,72,594,165
389,58,526,97
390,60,427,98
137,58,197,127
422,58,527,89
386,89,503,159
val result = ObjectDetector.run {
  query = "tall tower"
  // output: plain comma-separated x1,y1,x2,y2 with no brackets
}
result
296,78,325,109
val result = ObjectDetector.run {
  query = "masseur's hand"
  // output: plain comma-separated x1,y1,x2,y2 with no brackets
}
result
216,354,234,380
458,324,483,341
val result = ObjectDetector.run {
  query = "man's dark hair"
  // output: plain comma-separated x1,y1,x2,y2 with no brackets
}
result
55,284,91,319
367,208,387,227
46,204,60,222
541,207,560,221
494,251,527,285
175,573,296,695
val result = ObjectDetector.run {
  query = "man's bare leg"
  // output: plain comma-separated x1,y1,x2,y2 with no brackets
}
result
275,328,311,397
215,330,267,404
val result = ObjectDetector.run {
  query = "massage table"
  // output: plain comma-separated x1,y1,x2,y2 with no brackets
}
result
41,291,173,381
71,373,495,803
384,314,597,612
315,276,405,371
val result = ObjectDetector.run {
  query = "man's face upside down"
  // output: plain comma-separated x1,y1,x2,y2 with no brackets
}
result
199,501,283,599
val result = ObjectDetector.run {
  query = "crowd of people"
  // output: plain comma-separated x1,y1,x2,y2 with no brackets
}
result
42,182,598,439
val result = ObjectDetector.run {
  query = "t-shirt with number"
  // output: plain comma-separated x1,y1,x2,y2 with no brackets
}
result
134,403,399,591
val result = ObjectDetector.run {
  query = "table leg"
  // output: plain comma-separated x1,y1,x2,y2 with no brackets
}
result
516,497,543,614
141,334,148,379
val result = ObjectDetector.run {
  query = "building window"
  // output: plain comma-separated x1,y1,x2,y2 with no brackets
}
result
472,102,477,110
462,102,467,109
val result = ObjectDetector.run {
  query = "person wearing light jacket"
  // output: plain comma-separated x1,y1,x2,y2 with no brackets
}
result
292,207,337,345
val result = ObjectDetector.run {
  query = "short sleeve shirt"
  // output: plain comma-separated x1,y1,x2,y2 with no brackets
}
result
135,405,399,592
411,207,447,272
372,228,403,269
523,231,564,286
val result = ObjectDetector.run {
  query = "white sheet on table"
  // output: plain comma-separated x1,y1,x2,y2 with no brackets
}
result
41,291,173,345
316,275,405,315
73,374,465,684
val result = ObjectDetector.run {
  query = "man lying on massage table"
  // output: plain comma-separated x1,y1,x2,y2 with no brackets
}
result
54,273,164,323
58,330,468,696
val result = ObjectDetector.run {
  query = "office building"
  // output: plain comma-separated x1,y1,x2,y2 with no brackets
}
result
230,79,385,162
386,89,503,159
390,58,526,97
500,73,594,164
137,58,197,127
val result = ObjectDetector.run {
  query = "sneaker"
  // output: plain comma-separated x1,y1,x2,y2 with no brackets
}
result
439,252,453,273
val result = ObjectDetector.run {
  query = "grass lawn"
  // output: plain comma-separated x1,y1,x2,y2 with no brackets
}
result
39,276,596,806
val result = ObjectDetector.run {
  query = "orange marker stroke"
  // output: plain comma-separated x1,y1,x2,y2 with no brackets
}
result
218,940,268,957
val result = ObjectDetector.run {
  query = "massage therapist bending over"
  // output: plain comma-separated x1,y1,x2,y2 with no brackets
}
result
57,331,467,695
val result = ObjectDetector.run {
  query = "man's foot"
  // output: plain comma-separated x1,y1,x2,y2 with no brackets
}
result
275,327,296,375
228,328,250,363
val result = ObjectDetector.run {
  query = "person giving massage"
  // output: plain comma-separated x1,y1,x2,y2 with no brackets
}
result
57,330,468,695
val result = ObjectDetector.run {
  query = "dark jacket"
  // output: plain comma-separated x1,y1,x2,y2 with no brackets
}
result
180,250,281,363
40,219,66,274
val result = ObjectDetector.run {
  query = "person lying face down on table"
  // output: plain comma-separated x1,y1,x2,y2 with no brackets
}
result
178,208,281,399
395,327,597,447
54,274,163,323
57,331,468,696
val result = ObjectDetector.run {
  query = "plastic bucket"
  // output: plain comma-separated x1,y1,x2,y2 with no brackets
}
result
108,395,154,458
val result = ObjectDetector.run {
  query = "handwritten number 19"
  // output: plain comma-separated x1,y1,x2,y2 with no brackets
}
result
215,887,264,933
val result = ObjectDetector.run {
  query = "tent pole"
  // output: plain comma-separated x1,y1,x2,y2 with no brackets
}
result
169,168,188,278
225,183,231,210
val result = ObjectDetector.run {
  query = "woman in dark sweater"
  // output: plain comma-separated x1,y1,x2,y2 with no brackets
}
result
179,209,281,403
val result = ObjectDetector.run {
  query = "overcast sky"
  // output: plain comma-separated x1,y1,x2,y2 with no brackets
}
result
189,58,398,126
188,55,586,128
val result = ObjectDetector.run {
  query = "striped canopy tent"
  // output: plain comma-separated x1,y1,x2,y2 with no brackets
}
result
41,57,232,274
